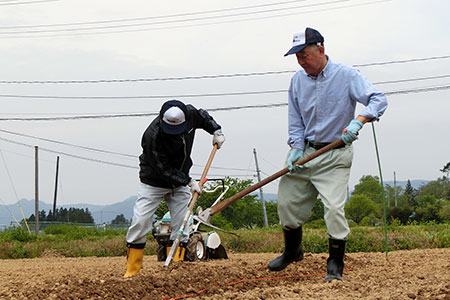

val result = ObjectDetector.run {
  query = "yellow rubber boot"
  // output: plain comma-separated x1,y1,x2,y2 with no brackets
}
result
124,248,144,278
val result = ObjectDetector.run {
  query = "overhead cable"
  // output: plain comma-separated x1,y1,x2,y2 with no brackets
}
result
0,0,309,29
0,90,287,100
0,83,449,122
0,136,139,169
0,0,349,35
2,78,450,100
0,128,137,159
0,0,58,6
0,0,390,38
0,103,286,121
353,55,450,67
0,130,256,172
1,56,449,85
0,71,294,84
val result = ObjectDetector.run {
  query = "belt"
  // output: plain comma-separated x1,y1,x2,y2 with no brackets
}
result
305,140,345,150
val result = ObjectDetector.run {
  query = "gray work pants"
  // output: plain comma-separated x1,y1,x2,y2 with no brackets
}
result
126,182,191,245
277,144,353,240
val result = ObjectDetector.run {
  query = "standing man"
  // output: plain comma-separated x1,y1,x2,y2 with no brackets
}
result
268,28,387,281
124,99,225,277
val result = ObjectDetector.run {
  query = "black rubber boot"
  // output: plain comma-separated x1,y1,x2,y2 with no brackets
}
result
268,226,304,271
324,238,346,282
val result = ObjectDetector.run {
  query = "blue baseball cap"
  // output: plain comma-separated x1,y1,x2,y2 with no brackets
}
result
284,27,324,56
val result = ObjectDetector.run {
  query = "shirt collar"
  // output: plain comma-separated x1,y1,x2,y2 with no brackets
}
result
321,55,331,77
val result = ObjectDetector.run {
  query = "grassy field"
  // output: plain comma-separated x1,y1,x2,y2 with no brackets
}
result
0,222,449,259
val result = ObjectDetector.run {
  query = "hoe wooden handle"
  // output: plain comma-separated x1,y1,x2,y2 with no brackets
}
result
209,139,345,216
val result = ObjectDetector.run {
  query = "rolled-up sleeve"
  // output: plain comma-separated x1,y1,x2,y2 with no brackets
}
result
349,70,388,120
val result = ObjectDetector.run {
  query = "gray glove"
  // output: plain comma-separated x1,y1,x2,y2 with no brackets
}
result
212,129,225,149
188,179,202,194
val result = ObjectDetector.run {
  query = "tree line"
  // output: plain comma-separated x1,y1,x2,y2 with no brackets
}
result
25,161,449,229
27,207,94,224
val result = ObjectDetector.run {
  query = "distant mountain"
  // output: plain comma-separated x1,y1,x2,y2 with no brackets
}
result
383,179,430,189
0,196,137,227
1,180,431,227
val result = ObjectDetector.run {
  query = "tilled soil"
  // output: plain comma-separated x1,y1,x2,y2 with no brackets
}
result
1,248,449,300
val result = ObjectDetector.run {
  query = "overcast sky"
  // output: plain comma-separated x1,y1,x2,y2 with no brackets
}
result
0,0,449,214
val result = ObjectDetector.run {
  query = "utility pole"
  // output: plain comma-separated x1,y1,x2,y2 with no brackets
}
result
253,148,269,228
394,171,398,207
53,156,60,220
34,146,39,234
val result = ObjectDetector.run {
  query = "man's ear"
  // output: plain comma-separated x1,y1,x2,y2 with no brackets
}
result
318,45,325,55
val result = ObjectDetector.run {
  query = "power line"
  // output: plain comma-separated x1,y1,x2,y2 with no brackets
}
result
0,0,308,29
1,55,449,85
373,74,450,85
0,82,449,122
0,71,294,84
0,0,390,38
353,55,450,67
0,0,59,6
383,84,450,95
0,136,139,169
0,149,21,201
0,103,287,121
2,77,450,100
0,89,287,100
0,146,55,163
0,128,137,159
0,129,257,172
0,0,349,35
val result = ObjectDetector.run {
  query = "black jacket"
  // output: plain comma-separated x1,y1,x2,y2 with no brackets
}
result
139,105,221,188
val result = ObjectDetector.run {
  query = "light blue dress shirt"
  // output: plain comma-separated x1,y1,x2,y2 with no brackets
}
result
287,57,388,150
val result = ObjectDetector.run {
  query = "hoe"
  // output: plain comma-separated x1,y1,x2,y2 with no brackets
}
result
163,139,344,266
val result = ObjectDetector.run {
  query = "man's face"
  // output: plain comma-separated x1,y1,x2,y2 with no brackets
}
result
295,44,325,76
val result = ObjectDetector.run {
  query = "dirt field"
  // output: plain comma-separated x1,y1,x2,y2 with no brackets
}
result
1,248,449,300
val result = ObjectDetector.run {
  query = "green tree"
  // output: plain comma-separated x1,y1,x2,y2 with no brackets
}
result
310,199,324,221
438,200,450,221
352,175,383,204
196,177,268,229
386,206,413,224
385,184,403,207
111,214,129,225
151,177,273,230
414,197,443,222
264,201,279,225
155,201,169,220
31,207,95,224
404,180,418,208
440,162,450,178
345,194,377,224
417,177,450,201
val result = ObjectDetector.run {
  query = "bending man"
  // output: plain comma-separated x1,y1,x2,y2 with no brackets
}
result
124,99,225,277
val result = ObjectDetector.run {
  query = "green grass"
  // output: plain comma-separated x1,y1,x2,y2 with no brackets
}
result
0,223,448,259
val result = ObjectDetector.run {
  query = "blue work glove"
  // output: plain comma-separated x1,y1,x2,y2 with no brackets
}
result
341,119,363,144
287,148,304,173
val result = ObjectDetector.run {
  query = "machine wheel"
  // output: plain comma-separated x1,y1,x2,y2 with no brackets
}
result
185,233,206,261
156,243,167,262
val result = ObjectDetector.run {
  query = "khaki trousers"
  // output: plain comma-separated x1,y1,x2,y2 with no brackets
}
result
277,144,353,240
